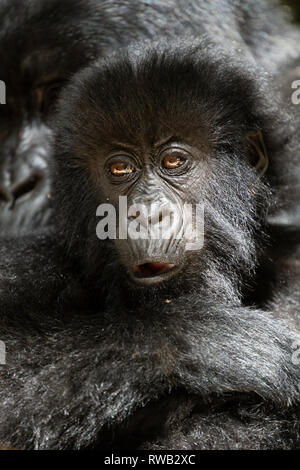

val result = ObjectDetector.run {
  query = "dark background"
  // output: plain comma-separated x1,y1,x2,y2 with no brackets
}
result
282,0,300,22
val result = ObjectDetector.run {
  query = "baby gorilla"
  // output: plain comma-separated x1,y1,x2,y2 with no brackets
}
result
54,41,300,305
0,40,299,449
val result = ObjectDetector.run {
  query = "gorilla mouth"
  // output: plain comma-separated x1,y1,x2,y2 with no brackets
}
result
132,262,175,279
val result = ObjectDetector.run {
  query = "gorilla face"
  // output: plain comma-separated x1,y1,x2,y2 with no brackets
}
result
0,52,62,234
94,111,213,287
0,0,146,236
0,41,61,235
0,0,105,236
53,41,277,300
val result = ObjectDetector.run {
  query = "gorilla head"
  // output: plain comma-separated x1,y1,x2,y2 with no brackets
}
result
52,39,293,311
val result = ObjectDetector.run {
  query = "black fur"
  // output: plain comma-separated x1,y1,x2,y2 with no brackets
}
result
1,0,300,236
0,34,299,449
0,0,139,235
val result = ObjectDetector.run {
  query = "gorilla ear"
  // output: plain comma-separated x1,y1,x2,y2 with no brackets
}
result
246,130,269,177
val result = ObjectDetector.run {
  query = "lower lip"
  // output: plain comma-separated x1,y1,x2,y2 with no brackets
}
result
130,264,179,285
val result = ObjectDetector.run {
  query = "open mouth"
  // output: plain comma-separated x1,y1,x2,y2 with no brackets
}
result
132,262,175,279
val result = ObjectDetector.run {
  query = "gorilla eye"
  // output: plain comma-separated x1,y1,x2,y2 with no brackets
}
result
109,161,135,176
163,154,186,169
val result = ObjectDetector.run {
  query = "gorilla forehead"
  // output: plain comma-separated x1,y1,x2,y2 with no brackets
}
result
0,0,117,84
59,41,260,154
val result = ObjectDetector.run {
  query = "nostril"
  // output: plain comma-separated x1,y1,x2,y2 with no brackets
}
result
9,172,44,210
12,172,43,202
0,188,10,204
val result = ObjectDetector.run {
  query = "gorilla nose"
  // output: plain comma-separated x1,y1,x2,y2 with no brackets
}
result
133,262,175,278
11,172,43,207
0,171,43,209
